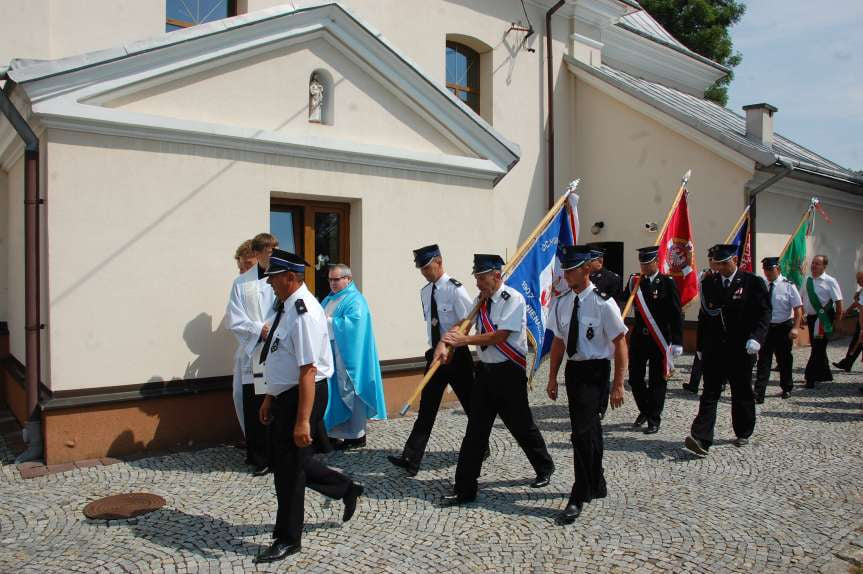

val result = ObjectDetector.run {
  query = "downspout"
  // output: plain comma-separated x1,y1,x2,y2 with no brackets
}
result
0,70,44,462
747,157,796,264
545,0,565,209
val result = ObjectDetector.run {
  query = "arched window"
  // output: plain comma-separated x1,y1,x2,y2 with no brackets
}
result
446,41,480,114
166,0,237,32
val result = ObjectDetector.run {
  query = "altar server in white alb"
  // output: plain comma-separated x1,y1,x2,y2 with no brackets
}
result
227,233,278,474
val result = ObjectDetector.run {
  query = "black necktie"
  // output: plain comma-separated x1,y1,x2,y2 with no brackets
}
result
480,299,492,351
430,283,441,349
567,295,580,357
259,301,284,364
723,278,730,289
769,282,775,301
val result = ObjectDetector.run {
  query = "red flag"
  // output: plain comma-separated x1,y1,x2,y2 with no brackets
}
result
657,191,698,306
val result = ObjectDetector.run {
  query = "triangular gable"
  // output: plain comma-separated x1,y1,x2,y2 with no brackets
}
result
8,2,520,183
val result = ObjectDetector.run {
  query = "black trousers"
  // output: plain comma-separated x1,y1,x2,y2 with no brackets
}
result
628,335,667,426
401,347,474,470
805,314,834,384
843,320,862,364
565,359,609,505
687,353,704,391
453,361,554,497
270,380,353,545
755,321,794,397
690,350,756,448
242,384,268,467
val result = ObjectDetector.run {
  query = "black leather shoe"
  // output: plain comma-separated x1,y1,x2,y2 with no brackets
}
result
342,482,364,522
530,471,553,488
734,437,749,447
684,435,709,456
781,390,792,399
387,455,418,477
556,502,582,525
643,423,659,435
682,383,699,394
253,540,301,563
334,437,366,451
252,465,272,477
441,492,476,507
833,360,852,373
632,414,647,428
755,396,765,405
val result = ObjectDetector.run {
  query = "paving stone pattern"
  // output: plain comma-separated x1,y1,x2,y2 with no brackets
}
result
1,342,861,573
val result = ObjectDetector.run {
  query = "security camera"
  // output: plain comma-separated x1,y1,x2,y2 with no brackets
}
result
590,221,605,235
644,222,658,232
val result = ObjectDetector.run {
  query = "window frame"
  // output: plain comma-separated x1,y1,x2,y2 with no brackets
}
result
445,41,481,114
166,0,237,31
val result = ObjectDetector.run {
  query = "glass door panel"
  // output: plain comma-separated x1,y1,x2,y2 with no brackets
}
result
313,211,341,300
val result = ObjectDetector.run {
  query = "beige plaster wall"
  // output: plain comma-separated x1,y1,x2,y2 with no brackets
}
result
0,169,8,323
0,0,162,66
44,129,513,391
570,76,755,319
106,38,470,157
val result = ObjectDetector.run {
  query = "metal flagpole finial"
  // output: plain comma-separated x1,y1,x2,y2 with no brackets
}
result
566,178,581,194
681,169,692,185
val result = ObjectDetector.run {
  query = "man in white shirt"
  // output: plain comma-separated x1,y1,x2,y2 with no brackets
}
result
388,244,476,476
254,249,363,564
755,257,803,401
802,254,843,388
833,271,863,372
227,233,277,473
547,245,628,524
440,254,555,506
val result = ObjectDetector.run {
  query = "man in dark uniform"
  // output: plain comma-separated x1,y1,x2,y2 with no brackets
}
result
685,244,771,456
754,257,803,402
546,245,628,524
683,246,719,394
254,250,363,563
388,244,476,476
587,246,623,419
621,246,683,434
441,254,555,505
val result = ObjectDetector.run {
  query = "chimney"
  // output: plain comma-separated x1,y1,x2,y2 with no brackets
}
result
742,103,778,147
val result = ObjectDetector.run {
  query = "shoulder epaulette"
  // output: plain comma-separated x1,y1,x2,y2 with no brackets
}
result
295,299,308,315
449,278,463,287
500,291,511,301
596,290,612,301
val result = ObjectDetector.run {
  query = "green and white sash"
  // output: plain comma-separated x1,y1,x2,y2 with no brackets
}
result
806,277,834,338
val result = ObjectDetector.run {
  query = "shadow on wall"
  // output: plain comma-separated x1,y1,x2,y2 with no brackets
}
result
105,312,239,459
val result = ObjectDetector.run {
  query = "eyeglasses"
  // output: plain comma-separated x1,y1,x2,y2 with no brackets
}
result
328,276,349,282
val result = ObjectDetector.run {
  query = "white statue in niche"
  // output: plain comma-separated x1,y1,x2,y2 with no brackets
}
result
309,73,324,123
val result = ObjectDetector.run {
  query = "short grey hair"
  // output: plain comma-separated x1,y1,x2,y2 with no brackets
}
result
330,263,352,278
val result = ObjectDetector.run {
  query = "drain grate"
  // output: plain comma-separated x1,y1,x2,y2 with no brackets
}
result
83,493,166,520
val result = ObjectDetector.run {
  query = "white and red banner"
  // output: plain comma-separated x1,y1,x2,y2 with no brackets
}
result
657,191,698,307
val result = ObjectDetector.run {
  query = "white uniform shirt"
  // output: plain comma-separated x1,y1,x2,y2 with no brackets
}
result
767,274,802,324
264,283,334,396
227,266,276,385
420,273,473,347
474,283,527,364
549,283,627,361
802,272,843,315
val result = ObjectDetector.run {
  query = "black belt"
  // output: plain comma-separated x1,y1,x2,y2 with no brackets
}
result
770,319,794,327
567,358,610,367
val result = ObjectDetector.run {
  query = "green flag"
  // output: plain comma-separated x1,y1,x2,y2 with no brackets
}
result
779,211,811,288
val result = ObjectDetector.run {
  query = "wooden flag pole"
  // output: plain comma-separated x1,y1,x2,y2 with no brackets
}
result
722,205,751,244
399,180,580,416
620,170,691,319
778,201,814,260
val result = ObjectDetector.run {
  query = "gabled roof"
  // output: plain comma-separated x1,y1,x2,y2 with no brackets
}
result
566,56,863,192
4,1,520,183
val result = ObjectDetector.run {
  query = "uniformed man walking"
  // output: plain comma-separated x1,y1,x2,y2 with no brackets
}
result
754,257,803,401
622,246,683,434
441,254,555,505
685,244,771,456
546,245,628,524
254,250,364,563
587,245,623,419
682,247,720,394
803,254,843,388
388,244,476,476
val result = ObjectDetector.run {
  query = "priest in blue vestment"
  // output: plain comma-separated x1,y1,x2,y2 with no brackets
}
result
322,264,387,449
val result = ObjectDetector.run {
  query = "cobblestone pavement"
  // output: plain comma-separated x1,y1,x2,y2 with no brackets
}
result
2,342,862,573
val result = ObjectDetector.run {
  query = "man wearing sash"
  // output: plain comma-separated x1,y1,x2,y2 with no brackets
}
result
685,244,771,456
546,245,628,524
255,250,363,563
803,254,843,388
441,254,555,505
622,246,683,434
321,264,387,450
755,257,803,401
388,245,475,476
227,233,277,474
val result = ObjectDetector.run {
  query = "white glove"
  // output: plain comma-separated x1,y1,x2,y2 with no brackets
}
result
670,345,683,358
745,339,760,355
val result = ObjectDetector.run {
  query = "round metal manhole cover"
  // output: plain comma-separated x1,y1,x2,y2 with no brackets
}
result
83,493,166,520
